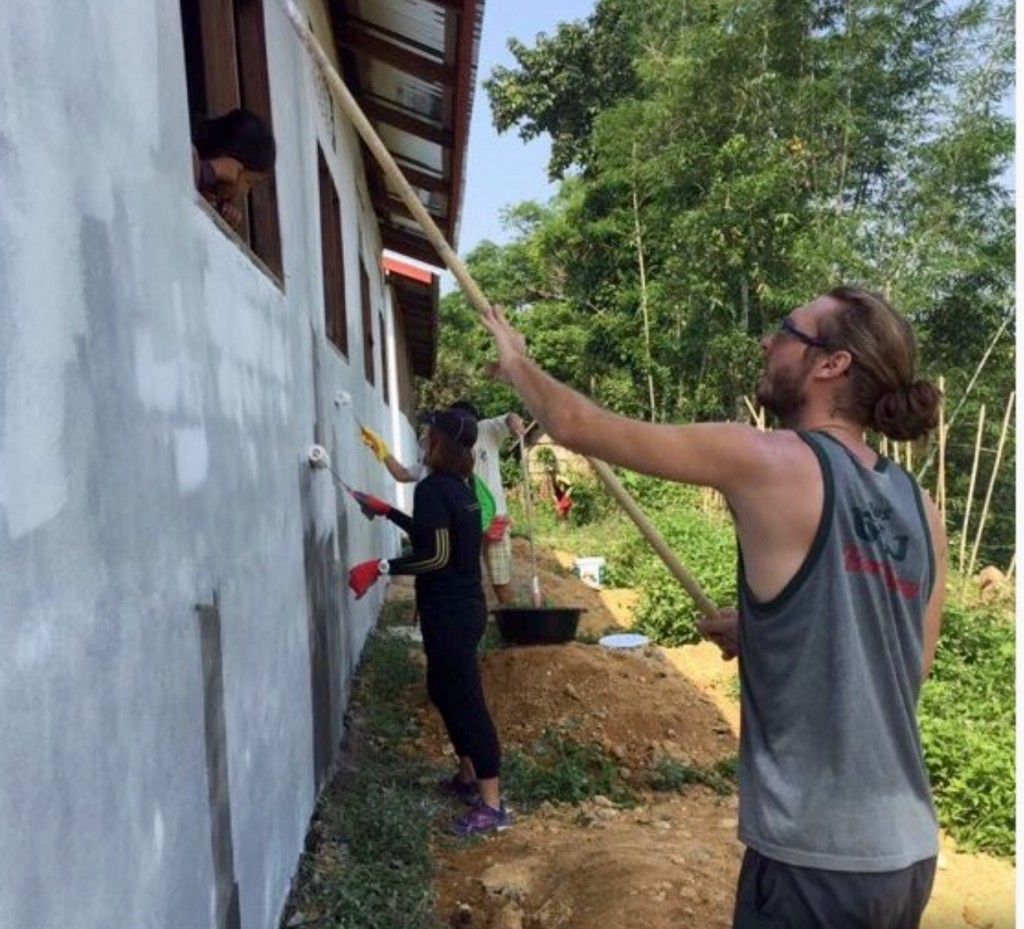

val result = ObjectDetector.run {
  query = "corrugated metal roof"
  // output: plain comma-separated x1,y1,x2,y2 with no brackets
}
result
331,0,484,268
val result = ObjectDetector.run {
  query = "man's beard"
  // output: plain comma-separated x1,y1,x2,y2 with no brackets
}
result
756,360,811,427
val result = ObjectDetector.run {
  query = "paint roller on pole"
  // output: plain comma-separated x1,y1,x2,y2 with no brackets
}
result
308,443,396,520
279,0,718,622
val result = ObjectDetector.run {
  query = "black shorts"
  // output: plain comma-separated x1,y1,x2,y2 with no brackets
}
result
733,847,936,929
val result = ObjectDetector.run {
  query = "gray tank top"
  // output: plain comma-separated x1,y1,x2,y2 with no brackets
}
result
737,430,938,871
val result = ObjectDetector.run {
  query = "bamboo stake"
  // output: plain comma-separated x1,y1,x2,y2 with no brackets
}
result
743,396,765,430
277,1,718,620
966,391,1014,580
1005,551,1016,583
936,376,946,525
917,312,1012,483
958,404,986,574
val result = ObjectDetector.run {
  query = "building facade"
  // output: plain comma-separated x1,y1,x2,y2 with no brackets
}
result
0,1,482,927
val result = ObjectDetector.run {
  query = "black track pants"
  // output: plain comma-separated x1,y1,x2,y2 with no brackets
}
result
419,595,501,780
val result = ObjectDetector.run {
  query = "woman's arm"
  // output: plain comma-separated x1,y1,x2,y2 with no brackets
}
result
386,480,452,576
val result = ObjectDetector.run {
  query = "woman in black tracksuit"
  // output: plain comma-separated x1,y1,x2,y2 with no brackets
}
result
349,409,507,836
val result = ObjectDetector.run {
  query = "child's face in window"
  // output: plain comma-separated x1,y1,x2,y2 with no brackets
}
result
211,158,266,204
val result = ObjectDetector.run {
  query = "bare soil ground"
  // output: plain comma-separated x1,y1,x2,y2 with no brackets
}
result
390,538,1016,929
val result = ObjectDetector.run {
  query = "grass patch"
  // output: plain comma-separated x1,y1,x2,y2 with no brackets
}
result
501,725,638,810
479,616,504,652
647,755,738,796
376,597,417,628
281,631,446,929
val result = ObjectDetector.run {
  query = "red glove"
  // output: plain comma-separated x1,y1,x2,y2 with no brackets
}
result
352,490,392,520
484,514,510,542
348,559,383,599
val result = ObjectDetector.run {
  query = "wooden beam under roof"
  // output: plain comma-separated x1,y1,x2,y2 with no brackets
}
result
363,155,451,222
372,192,448,226
393,162,449,194
343,21,456,85
381,224,445,268
361,97,453,147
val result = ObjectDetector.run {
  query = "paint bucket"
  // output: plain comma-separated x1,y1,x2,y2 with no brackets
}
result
574,556,606,588
493,606,585,645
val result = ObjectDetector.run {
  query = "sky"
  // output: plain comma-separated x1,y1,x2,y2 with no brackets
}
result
439,0,598,292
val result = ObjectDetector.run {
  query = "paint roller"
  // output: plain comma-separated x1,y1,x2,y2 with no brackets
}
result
308,444,395,520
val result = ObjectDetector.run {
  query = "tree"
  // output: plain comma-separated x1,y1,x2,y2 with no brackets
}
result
461,0,1014,559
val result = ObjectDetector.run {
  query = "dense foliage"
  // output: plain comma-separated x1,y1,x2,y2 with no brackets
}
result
919,603,1015,857
422,0,1014,565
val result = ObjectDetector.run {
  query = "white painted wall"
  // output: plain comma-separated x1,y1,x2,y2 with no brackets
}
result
0,2,414,928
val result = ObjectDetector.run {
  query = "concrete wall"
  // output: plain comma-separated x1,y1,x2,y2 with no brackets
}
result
0,2,411,928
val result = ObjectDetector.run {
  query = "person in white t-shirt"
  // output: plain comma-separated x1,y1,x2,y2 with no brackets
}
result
450,401,526,604
360,402,526,603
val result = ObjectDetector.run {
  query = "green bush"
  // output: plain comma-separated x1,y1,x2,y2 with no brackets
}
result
565,476,610,526
647,755,738,795
919,603,1015,858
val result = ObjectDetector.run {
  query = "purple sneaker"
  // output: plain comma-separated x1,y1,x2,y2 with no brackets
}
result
437,775,480,805
451,800,510,837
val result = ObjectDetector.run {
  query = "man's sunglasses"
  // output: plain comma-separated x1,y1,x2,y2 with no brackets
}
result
777,317,832,350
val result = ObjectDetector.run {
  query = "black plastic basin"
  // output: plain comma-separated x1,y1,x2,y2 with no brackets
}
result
493,606,584,645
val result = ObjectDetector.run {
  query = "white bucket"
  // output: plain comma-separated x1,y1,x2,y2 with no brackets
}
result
574,556,606,587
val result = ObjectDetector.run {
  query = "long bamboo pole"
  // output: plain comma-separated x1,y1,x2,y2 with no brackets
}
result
958,404,986,575
967,391,1014,580
936,376,946,525
278,1,718,619
587,458,718,617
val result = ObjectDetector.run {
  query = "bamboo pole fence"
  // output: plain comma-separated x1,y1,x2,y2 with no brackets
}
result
966,391,1014,581
936,376,946,524
958,405,986,574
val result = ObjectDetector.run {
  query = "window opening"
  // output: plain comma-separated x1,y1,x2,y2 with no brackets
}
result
179,0,283,279
318,148,348,354
360,262,375,386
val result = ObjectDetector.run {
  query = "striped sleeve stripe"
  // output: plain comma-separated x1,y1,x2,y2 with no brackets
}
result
402,529,451,573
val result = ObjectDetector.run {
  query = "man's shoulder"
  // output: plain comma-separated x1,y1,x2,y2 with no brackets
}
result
711,425,820,491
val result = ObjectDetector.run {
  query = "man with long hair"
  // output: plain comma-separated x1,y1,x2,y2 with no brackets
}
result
481,286,947,927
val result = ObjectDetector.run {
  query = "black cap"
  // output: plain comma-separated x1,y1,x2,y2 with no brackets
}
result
420,409,477,447
450,399,481,421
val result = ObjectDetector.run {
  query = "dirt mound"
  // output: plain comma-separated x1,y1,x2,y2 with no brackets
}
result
412,534,733,774
426,643,736,775
436,793,741,929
